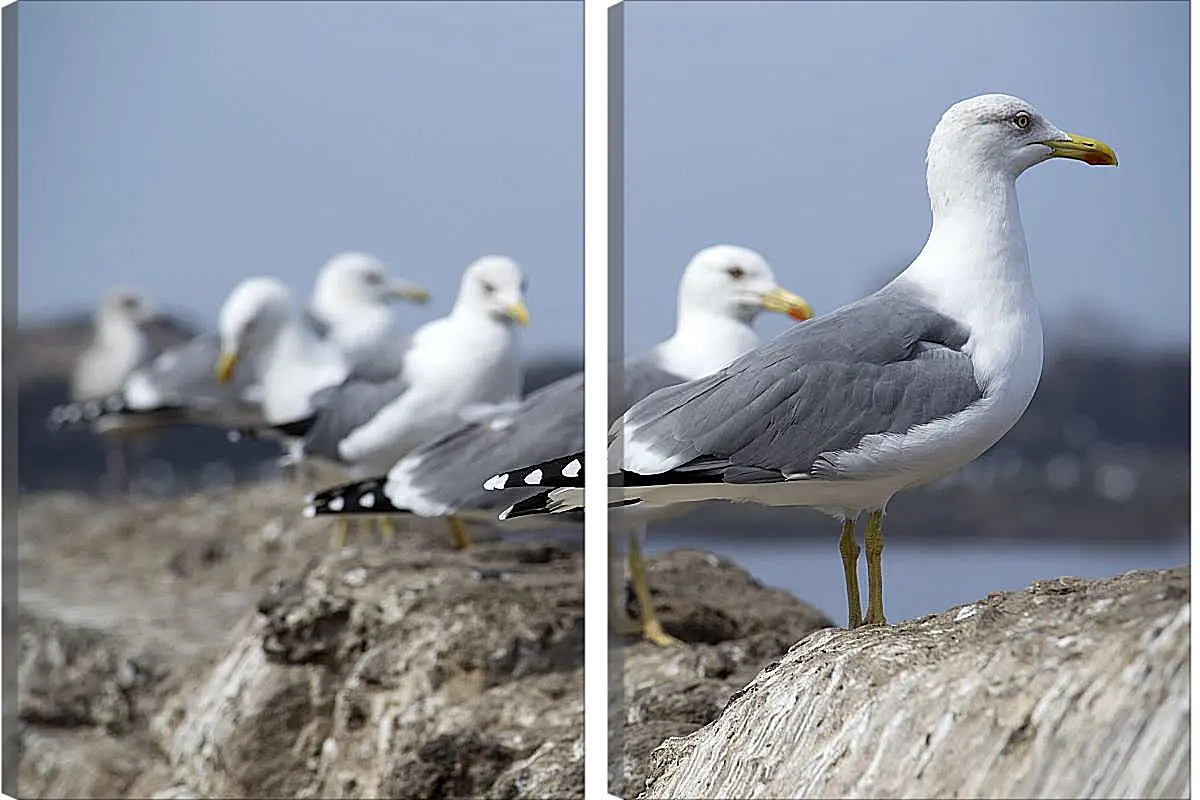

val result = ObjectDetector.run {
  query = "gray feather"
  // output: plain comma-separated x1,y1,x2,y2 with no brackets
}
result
621,282,983,482
396,349,691,513
301,371,412,463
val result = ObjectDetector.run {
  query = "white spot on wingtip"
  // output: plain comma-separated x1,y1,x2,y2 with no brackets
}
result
562,459,581,478
328,496,345,512
484,473,509,491
498,506,514,520
524,469,543,485
359,492,375,509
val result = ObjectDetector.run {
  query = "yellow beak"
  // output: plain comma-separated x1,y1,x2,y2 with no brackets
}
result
1041,133,1118,167
507,300,531,326
760,286,815,322
390,281,431,304
215,350,238,384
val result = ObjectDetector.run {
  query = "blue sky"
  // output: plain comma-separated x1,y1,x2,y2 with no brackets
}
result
16,2,1189,359
18,1,583,358
622,1,1189,354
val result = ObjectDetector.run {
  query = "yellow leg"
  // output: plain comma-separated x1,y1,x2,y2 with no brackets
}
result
863,509,888,626
839,518,864,629
376,516,396,544
446,516,471,550
330,518,352,549
627,533,682,647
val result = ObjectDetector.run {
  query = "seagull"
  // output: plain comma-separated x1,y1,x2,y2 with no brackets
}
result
213,276,351,427
294,255,530,546
487,94,1117,634
65,287,160,491
302,244,813,635
47,252,428,447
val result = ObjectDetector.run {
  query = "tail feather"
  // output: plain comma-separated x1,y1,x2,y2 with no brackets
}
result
303,476,408,518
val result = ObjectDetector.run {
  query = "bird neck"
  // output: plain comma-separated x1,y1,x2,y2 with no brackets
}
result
95,311,146,354
658,308,760,380
447,302,513,337
901,168,1035,321
321,300,393,354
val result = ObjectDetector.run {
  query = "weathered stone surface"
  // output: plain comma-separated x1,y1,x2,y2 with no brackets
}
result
17,486,1186,800
15,485,585,800
639,566,1190,800
614,550,835,797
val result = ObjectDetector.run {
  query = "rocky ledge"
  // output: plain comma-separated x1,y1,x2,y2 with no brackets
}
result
638,565,1189,799
12,486,1187,799
13,485,831,799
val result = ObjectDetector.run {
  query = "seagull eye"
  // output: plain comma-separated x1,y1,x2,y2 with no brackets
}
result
727,266,746,280
481,281,497,296
364,272,383,285
1012,111,1032,131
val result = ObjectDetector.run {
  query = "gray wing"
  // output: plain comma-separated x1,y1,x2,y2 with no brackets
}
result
394,370,586,511
139,334,260,411
619,351,689,413
393,351,691,513
301,372,412,462
620,282,983,483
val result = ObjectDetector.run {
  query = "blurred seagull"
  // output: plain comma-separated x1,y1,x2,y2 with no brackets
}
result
65,287,160,491
47,252,429,461
294,255,531,547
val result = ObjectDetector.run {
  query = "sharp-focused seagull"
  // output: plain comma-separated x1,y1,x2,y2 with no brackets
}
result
294,255,530,545
488,94,1117,633
302,244,813,618
47,252,428,443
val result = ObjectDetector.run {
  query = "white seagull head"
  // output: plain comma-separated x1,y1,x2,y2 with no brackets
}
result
927,93,1118,191
677,244,813,325
312,251,430,317
98,286,158,327
215,276,295,384
454,255,531,327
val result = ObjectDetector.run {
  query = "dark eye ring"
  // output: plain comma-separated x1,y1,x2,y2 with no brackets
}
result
481,281,496,295
364,272,383,285
1012,111,1032,130
727,266,746,280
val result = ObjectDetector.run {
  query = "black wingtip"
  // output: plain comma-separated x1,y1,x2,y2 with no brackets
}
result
303,477,407,518
499,491,557,520
483,452,585,493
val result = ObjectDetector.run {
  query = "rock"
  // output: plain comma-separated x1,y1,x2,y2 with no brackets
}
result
639,566,1190,800
18,611,170,734
613,550,835,797
15,484,588,799
21,483,1182,800
152,537,585,799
